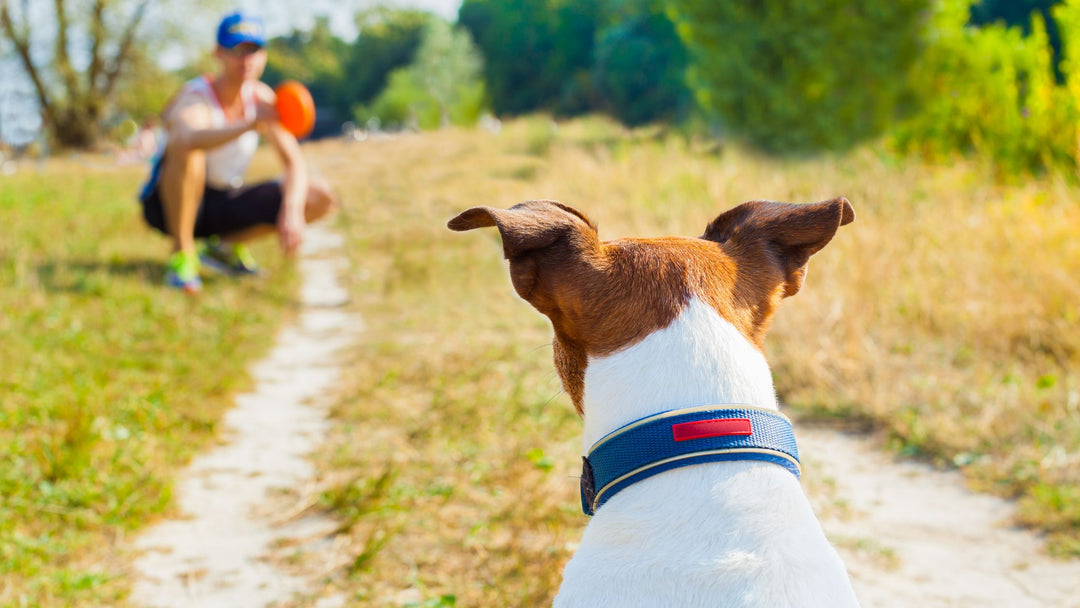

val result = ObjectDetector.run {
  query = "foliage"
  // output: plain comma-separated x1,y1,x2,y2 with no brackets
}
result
340,8,431,110
1057,0,1080,114
356,19,487,130
459,0,602,116
407,19,486,127
356,68,433,129
667,0,929,153
592,6,690,126
973,0,1062,25
971,0,1063,78
891,0,1074,174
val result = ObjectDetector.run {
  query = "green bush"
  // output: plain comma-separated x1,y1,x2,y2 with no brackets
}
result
891,0,1076,174
459,0,601,116
592,10,690,126
668,0,928,152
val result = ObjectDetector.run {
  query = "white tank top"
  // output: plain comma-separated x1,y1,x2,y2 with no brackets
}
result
179,76,259,189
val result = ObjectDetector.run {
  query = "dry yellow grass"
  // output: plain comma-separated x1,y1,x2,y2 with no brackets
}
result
293,116,1080,605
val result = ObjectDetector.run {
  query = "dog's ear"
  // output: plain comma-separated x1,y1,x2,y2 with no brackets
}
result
448,199,597,259
448,200,600,302
702,197,854,297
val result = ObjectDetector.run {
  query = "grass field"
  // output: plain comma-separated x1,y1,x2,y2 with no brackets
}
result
292,117,1080,605
0,154,297,606
2,116,1078,606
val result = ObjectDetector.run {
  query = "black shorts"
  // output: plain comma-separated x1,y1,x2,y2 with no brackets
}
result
140,180,283,238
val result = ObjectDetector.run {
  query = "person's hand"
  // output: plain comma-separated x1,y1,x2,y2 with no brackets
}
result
277,208,305,255
253,99,279,130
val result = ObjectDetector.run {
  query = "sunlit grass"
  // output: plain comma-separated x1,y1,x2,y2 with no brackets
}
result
297,115,1079,604
0,153,298,606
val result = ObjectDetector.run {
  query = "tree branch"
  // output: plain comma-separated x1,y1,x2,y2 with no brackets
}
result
52,0,83,103
101,0,150,98
1,1,54,120
87,0,105,92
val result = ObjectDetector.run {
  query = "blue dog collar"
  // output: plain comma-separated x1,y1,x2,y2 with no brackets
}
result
580,405,801,516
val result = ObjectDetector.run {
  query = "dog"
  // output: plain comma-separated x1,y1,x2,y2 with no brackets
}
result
449,198,860,607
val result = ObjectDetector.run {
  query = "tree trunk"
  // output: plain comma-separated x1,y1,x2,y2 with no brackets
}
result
52,106,102,149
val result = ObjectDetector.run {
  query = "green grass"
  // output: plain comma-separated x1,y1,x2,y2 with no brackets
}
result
0,155,298,606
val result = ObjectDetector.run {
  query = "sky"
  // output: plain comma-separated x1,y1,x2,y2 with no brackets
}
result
259,0,463,38
160,0,465,69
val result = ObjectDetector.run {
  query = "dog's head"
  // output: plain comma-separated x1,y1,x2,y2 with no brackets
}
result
449,198,853,415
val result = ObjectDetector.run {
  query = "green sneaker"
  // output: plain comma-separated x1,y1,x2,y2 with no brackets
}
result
199,237,261,276
165,250,202,293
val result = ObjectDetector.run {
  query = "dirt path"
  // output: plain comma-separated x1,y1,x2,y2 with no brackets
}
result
128,224,358,608
800,423,1080,607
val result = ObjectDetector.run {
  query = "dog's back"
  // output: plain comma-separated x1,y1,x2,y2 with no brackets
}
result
450,199,860,607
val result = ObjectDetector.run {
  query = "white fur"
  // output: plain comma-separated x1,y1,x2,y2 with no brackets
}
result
554,297,859,608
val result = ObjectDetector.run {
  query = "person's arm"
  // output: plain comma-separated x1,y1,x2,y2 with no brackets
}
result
255,82,308,255
163,91,273,152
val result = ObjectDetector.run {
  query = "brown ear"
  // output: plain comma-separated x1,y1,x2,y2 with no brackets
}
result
448,200,599,301
448,199,597,259
702,197,854,297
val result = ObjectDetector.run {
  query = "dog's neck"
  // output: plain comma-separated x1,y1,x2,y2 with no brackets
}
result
581,297,778,451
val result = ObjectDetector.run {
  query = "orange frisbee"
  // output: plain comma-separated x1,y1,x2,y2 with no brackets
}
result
274,80,315,138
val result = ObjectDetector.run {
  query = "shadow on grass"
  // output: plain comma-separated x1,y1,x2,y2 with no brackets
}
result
34,259,302,307
35,258,163,294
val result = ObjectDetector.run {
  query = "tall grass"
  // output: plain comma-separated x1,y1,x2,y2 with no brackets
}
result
297,116,1079,604
0,153,297,606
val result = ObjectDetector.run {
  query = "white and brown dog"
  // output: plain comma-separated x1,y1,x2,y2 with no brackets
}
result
449,198,860,607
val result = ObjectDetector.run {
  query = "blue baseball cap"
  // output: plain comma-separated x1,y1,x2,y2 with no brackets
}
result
216,11,266,49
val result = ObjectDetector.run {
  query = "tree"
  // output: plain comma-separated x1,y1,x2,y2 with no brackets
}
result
459,0,601,116
668,0,929,152
592,6,689,126
0,0,214,149
358,18,487,130
0,1,145,147
410,19,485,126
339,8,431,111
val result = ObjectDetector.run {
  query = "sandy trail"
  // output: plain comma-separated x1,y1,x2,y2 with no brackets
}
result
800,423,1080,607
128,224,358,608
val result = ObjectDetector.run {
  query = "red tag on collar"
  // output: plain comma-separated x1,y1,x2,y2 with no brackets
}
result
672,418,752,442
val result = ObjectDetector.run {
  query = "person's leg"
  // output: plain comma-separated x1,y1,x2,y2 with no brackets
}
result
217,223,274,244
147,146,206,292
218,178,338,245
199,178,339,276
158,144,206,255
300,177,339,224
